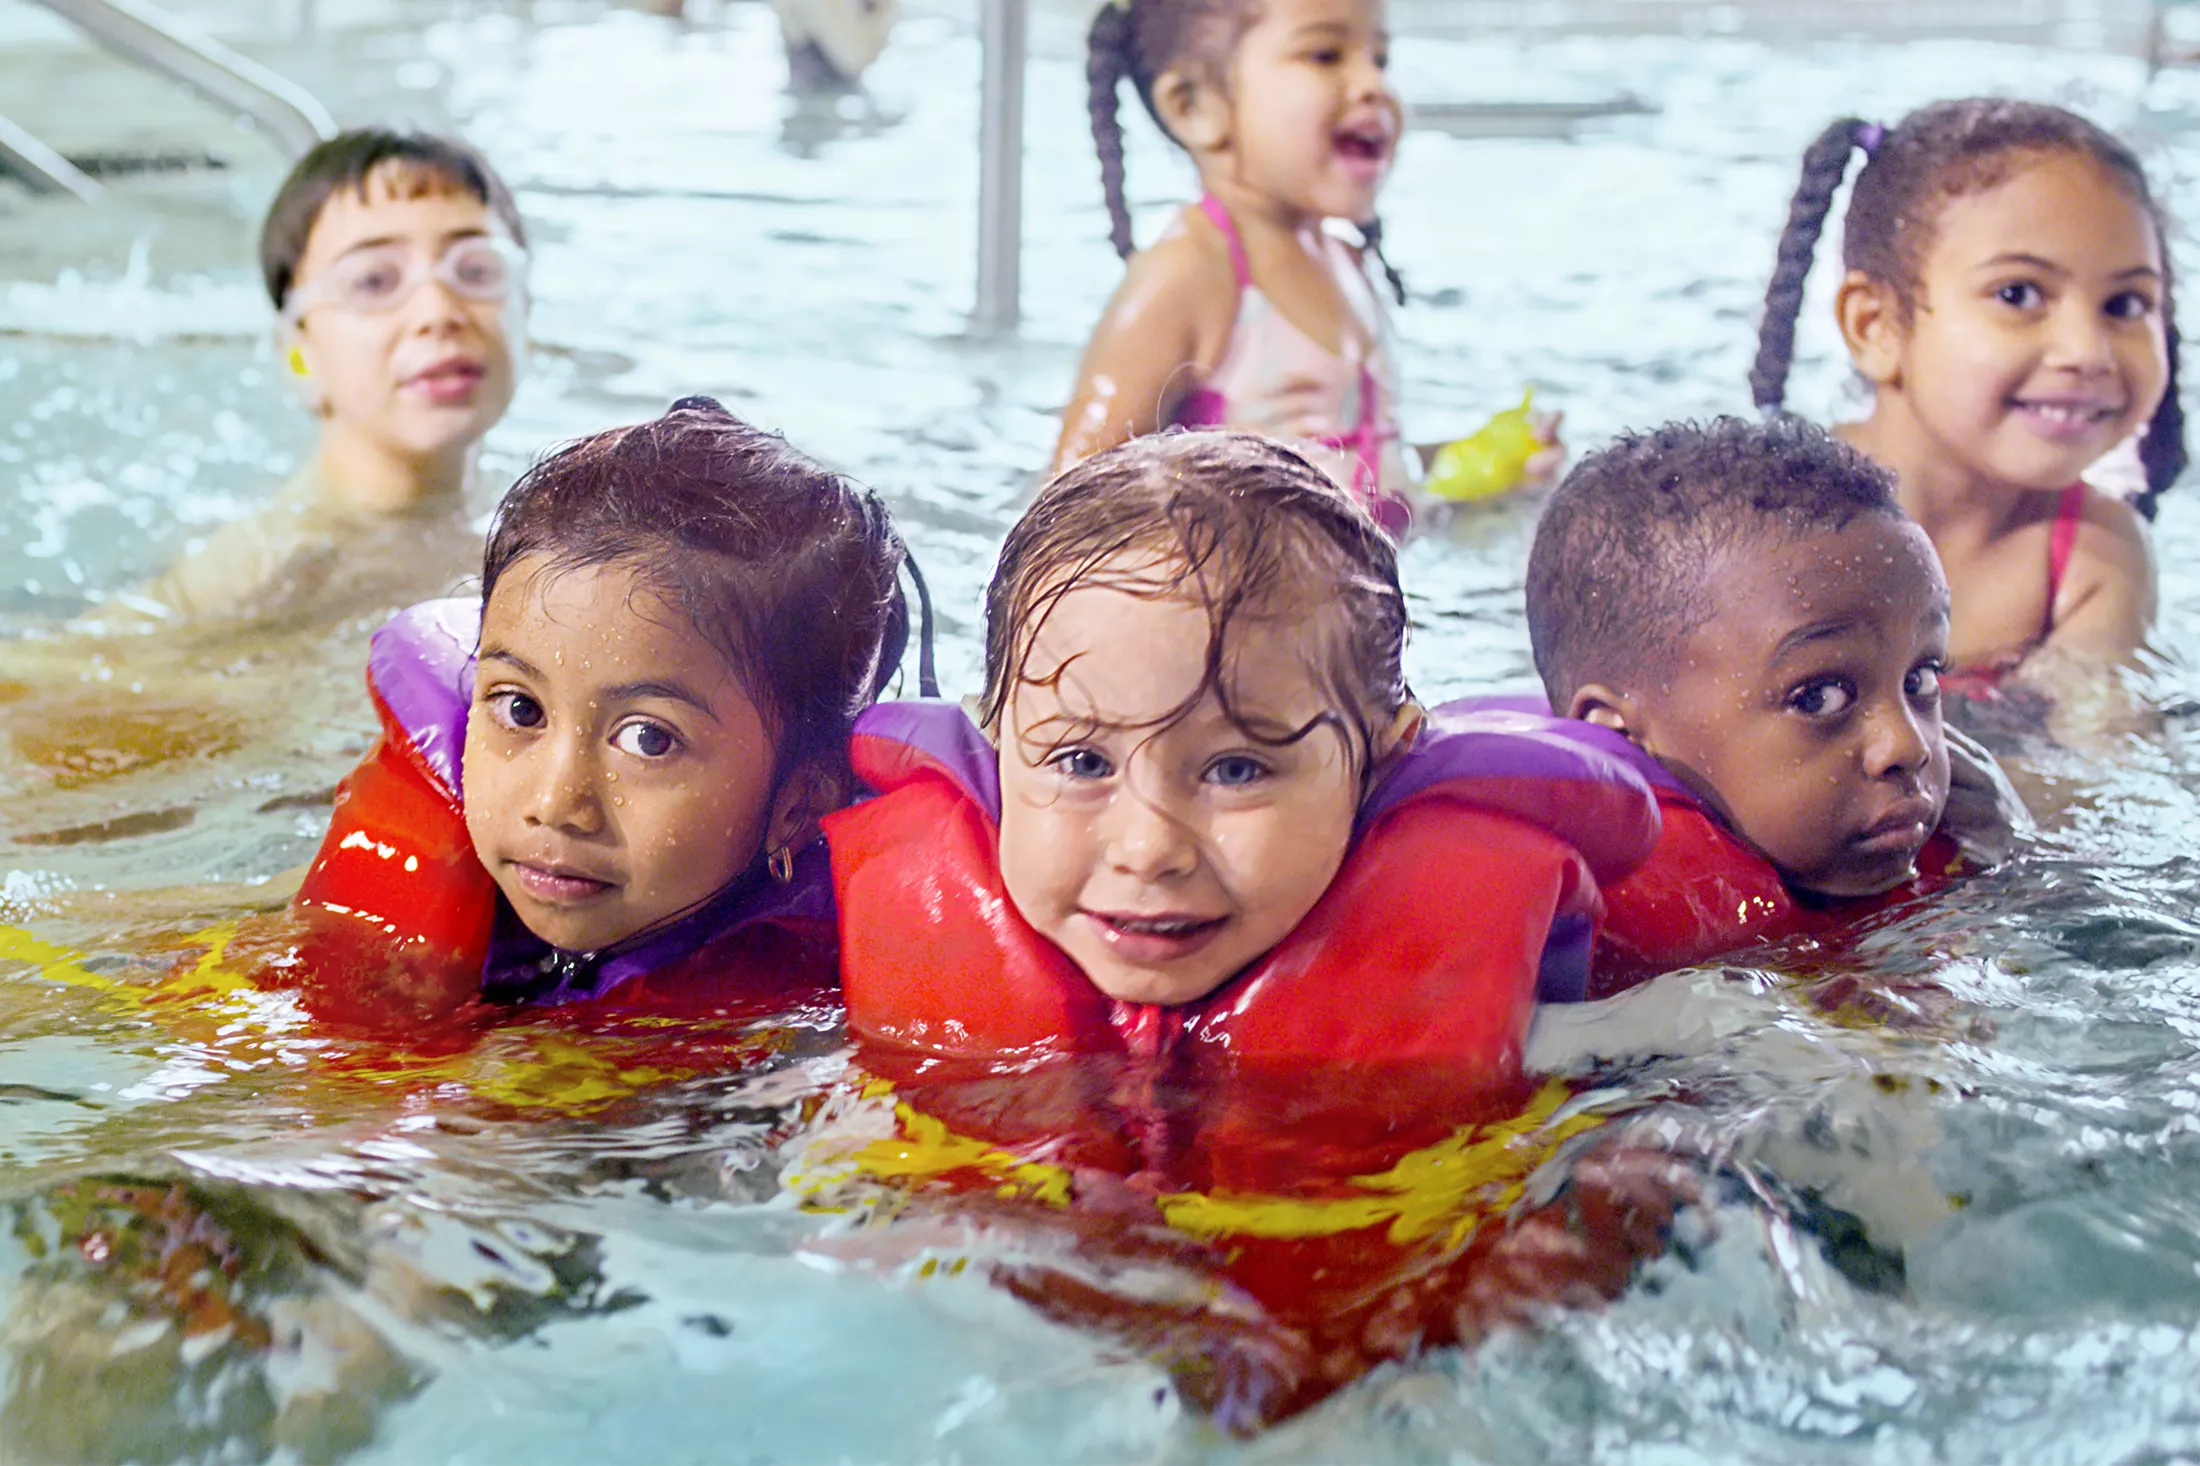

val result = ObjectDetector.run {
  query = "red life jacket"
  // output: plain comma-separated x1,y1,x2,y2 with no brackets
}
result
1594,789,1963,994
823,699,1660,1089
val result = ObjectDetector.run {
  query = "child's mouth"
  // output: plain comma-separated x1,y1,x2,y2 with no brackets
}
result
1333,126,1391,179
512,860,615,904
404,358,487,406
2010,396,2123,443
1082,909,1228,962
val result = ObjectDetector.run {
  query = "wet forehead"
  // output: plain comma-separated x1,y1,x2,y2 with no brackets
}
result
1928,150,2159,278
1693,516,1947,663
297,167,495,270
1013,579,1341,733
481,558,735,704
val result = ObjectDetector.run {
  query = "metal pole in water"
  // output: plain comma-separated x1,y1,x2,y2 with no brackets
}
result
972,0,1025,336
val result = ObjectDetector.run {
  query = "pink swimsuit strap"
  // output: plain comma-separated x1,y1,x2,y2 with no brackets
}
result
1197,193,1252,291
1186,195,1400,524
2046,482,2086,618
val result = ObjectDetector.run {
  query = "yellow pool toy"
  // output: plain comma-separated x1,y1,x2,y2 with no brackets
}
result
1425,388,1541,503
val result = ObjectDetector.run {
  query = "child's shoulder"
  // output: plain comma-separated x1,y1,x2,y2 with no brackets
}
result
2063,481,2154,585
1129,202,1243,297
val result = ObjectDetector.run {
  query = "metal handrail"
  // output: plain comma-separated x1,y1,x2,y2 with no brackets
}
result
0,111,102,199
29,0,335,160
972,0,1024,335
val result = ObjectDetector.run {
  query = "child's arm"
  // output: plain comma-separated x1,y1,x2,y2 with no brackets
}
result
2045,492,2157,665
1051,225,1236,477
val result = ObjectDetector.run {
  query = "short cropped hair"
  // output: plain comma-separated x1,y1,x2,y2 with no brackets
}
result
259,128,527,309
482,398,911,781
1525,416,1902,707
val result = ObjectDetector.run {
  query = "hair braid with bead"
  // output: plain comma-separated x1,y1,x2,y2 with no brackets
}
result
1749,117,1872,415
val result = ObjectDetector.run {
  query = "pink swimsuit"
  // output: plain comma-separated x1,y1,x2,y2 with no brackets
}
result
1170,195,1414,539
1941,482,2087,698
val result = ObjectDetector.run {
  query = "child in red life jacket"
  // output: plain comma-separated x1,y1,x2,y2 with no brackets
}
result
820,431,1693,1427
291,397,925,1023
1524,415,2014,992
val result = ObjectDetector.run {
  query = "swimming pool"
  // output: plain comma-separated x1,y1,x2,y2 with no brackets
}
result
10,1,2200,1459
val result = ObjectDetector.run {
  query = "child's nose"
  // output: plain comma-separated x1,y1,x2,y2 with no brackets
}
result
1863,697,1933,779
404,273,474,334
2045,300,2116,372
522,738,607,835
1100,788,1198,880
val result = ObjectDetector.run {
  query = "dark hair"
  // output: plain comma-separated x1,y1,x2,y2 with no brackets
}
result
1750,99,2185,516
260,128,528,310
1084,0,1406,304
980,430,1408,784
1527,416,1904,707
481,397,922,783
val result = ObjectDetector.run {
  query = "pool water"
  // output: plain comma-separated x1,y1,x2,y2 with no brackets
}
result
11,2,2200,1460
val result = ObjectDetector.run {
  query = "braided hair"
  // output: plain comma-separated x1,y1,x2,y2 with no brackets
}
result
1083,0,1406,302
1750,99,2186,515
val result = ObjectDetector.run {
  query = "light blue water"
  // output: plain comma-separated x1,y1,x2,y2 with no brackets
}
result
10,3,2200,1461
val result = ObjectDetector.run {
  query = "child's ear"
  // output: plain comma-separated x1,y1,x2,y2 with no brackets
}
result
1835,270,1904,388
1152,65,1231,154
1566,683,1646,747
764,760,849,863
277,326,329,417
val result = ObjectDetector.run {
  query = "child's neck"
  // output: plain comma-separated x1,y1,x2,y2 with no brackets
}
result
1198,170,1324,244
312,422,474,518
1843,396,2047,544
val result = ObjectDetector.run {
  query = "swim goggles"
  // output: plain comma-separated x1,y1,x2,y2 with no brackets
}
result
281,234,528,323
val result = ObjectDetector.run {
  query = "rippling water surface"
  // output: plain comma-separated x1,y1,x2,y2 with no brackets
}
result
10,3,2200,1460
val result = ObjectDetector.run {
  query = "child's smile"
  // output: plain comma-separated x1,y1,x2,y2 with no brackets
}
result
1871,149,2165,497
994,555,1367,1007
1222,0,1401,225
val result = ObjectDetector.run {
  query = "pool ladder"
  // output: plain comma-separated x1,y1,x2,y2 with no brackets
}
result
0,0,334,202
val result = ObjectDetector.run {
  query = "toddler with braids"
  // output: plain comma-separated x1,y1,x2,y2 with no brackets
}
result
1059,0,1548,538
1752,100,2182,691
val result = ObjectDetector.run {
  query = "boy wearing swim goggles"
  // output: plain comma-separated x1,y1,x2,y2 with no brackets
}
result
141,128,527,619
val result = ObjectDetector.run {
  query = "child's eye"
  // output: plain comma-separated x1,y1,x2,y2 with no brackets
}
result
1994,281,2044,310
1203,753,1270,788
2105,290,2157,321
488,690,545,731
1047,746,1113,781
1906,661,1944,704
611,720,680,759
1787,678,1856,719
341,263,408,304
1307,46,1343,64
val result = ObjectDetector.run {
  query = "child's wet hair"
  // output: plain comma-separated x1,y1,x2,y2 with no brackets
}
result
481,398,914,780
1527,416,1903,706
260,127,528,311
1750,99,2185,514
1084,0,1407,303
980,431,1409,782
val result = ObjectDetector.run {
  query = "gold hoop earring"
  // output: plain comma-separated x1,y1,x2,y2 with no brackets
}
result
768,844,796,885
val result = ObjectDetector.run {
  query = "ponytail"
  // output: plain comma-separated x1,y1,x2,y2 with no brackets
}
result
1087,3,1137,258
2138,313,2187,518
1359,216,1407,307
1751,117,1875,415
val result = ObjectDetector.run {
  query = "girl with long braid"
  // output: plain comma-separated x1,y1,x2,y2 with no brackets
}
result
1752,100,2182,692
1058,0,1554,538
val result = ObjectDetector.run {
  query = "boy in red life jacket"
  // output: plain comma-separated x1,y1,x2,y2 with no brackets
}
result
1525,416,2018,993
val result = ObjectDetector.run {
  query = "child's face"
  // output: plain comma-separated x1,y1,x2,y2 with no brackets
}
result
462,557,780,953
1865,149,2166,492
287,163,522,470
1611,514,1953,898
1221,0,1400,225
995,560,1367,1007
